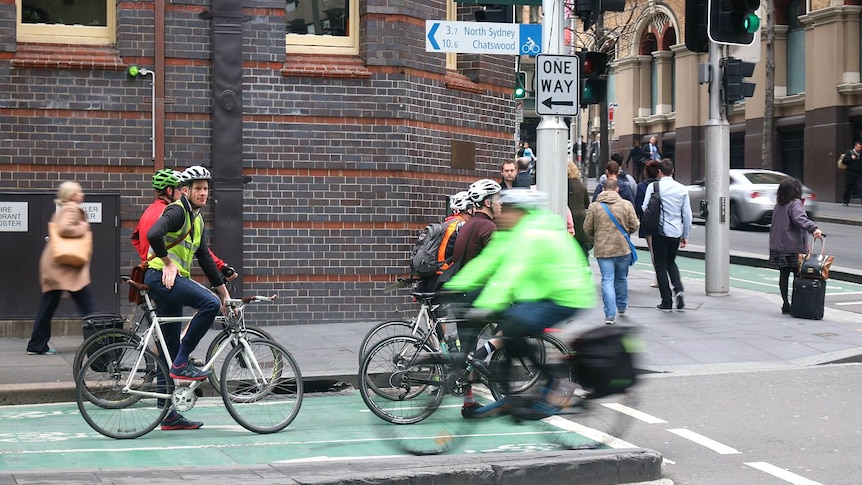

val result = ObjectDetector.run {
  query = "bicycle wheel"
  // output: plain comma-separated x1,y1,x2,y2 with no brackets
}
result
539,384,639,450
76,342,172,439
221,338,303,434
358,335,445,424
205,325,274,395
73,328,141,378
358,319,414,363
488,333,571,400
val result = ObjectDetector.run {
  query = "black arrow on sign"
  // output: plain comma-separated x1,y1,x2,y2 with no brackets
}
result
541,97,575,109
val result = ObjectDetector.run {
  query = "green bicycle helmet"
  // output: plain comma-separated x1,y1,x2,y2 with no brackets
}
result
152,168,182,190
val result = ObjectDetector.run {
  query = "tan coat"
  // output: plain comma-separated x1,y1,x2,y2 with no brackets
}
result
40,202,92,293
583,190,639,259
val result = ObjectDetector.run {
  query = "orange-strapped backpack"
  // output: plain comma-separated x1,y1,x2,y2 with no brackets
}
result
436,216,465,274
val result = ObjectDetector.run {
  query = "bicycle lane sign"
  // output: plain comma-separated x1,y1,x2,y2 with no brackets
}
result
426,21,542,56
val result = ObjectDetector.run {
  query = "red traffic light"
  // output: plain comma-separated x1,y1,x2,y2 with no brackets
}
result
577,51,608,78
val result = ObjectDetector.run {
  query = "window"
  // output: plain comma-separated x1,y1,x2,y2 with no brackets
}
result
16,0,115,44
786,0,805,95
286,0,359,54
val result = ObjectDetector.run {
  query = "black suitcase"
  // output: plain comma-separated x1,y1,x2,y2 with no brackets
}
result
790,277,826,320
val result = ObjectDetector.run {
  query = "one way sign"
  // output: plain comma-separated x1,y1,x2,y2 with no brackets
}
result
535,54,579,116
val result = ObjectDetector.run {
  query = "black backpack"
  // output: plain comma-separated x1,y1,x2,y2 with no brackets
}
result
569,326,638,399
409,222,449,277
640,180,662,236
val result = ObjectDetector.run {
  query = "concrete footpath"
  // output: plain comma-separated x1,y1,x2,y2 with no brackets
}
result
1,200,861,485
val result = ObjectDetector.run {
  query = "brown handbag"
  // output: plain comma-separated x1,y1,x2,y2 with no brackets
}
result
48,222,92,268
128,225,192,304
798,236,834,280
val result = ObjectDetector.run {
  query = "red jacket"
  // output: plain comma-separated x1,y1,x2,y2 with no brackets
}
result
131,197,226,269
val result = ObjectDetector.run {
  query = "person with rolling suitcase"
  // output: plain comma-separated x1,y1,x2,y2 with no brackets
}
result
768,178,823,317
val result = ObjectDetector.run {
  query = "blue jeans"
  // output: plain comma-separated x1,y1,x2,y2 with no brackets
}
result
143,268,221,366
597,255,631,319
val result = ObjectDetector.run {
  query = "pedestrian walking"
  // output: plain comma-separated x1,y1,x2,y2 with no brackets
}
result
567,161,591,257
841,141,862,206
635,160,662,289
625,140,646,182
769,178,822,314
641,159,692,311
27,181,94,355
584,179,639,324
646,136,661,161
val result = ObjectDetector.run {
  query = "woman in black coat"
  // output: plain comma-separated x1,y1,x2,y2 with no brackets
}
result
567,161,591,257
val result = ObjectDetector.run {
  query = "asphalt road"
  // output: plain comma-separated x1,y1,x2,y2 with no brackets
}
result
625,364,862,485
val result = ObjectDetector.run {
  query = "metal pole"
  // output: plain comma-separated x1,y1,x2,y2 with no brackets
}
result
536,0,568,220
704,41,730,295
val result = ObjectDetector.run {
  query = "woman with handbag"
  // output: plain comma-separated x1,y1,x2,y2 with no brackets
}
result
27,181,94,355
769,178,822,315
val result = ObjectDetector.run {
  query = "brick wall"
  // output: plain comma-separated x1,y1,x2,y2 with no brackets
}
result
0,0,514,326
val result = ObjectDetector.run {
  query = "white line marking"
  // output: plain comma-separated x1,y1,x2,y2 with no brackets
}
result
542,415,636,448
602,403,667,424
275,455,403,464
745,462,823,485
667,428,741,454
834,301,862,306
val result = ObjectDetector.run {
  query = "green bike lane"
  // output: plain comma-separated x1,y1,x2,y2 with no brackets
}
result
0,391,625,473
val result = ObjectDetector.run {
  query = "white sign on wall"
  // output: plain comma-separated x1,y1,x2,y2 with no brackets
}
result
55,202,102,223
0,202,28,232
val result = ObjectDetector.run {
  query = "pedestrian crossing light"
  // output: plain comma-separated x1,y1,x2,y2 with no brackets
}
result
722,57,756,103
577,51,609,107
708,0,760,46
514,71,527,99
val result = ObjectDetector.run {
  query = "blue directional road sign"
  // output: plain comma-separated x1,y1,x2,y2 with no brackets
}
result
426,21,542,56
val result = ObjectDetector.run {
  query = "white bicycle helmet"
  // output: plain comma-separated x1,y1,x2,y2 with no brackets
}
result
499,189,548,210
182,165,212,184
449,191,473,212
467,179,501,203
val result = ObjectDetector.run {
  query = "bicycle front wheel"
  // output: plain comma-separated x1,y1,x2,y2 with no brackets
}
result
73,328,141,378
76,342,172,439
205,325,274,395
221,338,303,434
358,335,445,424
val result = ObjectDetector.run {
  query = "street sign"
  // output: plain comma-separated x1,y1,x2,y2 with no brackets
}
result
425,21,542,56
534,54,579,116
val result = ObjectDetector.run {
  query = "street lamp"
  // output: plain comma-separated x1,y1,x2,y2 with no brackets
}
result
127,65,156,161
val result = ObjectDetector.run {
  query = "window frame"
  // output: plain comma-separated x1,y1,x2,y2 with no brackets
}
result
15,0,116,45
285,0,359,55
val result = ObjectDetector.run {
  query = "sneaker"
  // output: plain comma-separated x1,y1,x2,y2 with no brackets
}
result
656,303,672,312
617,308,626,316
189,356,206,368
160,413,203,431
461,402,481,418
27,348,57,355
675,292,685,310
604,317,615,325
169,362,212,381
650,281,659,288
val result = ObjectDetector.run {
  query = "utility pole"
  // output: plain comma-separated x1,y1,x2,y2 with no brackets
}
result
704,41,730,295
535,0,569,220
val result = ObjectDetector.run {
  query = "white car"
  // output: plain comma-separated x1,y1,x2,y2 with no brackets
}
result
686,169,818,229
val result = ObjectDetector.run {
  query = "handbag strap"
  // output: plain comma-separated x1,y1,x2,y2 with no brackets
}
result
600,202,632,243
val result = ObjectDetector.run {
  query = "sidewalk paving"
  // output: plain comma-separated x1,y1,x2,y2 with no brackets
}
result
1,199,860,485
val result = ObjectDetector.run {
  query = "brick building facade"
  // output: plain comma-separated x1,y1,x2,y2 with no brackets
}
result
0,0,516,327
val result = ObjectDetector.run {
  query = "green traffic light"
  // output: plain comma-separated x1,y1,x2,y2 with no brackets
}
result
742,14,760,33
514,87,526,99
127,65,140,77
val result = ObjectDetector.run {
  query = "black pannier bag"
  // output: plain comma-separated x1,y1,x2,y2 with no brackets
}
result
569,325,638,399
81,313,127,372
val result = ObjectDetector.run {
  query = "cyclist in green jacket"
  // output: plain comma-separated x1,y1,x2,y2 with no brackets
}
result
444,189,595,417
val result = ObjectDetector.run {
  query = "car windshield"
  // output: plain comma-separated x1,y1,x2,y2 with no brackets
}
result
741,172,787,185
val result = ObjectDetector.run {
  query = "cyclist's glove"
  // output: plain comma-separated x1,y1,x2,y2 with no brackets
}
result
221,265,236,279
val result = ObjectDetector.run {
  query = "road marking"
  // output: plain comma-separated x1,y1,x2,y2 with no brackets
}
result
834,301,862,306
602,403,667,424
543,415,636,448
745,461,823,485
667,428,741,454
275,455,403,464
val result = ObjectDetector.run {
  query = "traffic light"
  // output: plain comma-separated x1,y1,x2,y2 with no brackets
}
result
514,71,526,99
576,0,626,29
685,0,709,53
708,0,760,46
474,4,513,23
577,51,609,107
722,57,756,103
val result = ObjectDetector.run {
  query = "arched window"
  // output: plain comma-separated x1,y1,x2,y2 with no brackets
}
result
786,0,806,95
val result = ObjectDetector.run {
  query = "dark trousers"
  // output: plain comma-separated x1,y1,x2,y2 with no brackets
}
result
28,287,94,353
843,171,862,204
652,235,683,305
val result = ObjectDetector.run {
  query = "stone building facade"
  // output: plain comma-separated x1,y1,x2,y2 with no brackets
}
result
0,0,516,326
